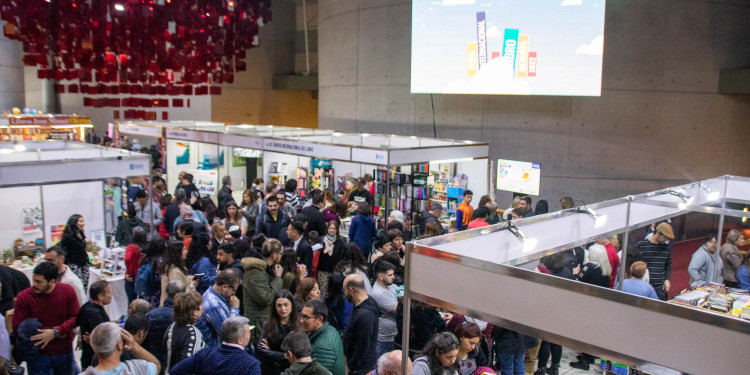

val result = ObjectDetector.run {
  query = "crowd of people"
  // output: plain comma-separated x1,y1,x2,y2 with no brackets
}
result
1,163,747,375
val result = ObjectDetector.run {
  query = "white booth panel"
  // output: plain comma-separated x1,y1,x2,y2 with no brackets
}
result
456,159,488,201
39,149,101,161
389,144,489,165
42,181,105,247
0,186,43,249
725,178,750,202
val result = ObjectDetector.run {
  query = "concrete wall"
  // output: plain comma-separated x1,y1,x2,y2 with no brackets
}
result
211,0,318,128
318,0,750,210
0,21,24,111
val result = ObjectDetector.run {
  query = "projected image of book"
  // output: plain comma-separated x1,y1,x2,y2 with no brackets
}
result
412,0,606,96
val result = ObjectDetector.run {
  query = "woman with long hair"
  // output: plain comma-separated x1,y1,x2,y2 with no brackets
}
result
240,188,260,237
574,244,612,288
185,232,217,294
279,248,301,294
257,290,302,375
222,201,248,237
159,240,195,305
411,332,461,375
318,220,345,293
334,242,372,294
139,239,165,308
163,291,205,373
720,229,744,288
60,214,90,288
322,190,335,211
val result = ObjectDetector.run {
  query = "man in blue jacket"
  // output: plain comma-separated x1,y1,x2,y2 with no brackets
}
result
143,280,185,354
170,317,260,375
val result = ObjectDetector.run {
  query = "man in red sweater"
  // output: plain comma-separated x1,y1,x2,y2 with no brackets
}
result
12,262,80,375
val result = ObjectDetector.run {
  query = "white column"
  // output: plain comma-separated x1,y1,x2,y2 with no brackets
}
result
0,21,25,111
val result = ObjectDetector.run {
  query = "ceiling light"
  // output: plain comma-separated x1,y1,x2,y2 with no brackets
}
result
577,206,607,228
114,4,125,11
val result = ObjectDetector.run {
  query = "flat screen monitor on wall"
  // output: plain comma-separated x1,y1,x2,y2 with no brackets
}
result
411,0,606,96
496,159,541,196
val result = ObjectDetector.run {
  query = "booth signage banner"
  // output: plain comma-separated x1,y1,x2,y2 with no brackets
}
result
6,116,92,126
118,123,163,138
219,133,262,149
166,129,218,143
351,147,389,165
263,138,350,160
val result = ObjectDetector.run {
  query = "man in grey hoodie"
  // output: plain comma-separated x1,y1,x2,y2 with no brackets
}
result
688,233,719,286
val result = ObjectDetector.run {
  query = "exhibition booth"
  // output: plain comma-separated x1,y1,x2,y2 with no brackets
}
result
120,120,490,236
404,175,750,375
0,140,151,319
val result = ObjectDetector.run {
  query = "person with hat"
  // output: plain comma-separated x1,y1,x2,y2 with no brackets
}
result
348,177,375,207
635,222,675,301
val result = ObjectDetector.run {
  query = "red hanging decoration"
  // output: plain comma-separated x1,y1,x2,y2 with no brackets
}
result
0,0,270,103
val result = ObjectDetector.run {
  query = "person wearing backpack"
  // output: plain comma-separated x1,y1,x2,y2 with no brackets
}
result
135,239,165,309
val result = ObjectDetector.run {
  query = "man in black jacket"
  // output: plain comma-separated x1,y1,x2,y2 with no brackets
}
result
418,202,444,236
143,279,185,355
256,196,291,240
77,280,112,368
342,274,380,375
287,220,314,271
218,176,234,211
301,190,327,238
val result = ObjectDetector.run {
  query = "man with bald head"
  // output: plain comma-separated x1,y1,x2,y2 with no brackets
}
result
371,350,413,375
343,274,380,375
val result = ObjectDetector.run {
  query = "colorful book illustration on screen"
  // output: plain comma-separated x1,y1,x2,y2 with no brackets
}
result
467,13,537,79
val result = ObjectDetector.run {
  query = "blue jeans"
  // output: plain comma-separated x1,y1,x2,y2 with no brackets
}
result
125,279,137,305
497,353,525,375
27,352,75,375
377,341,395,357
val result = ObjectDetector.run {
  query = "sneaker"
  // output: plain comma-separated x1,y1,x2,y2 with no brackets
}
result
546,365,559,375
533,368,546,375
569,360,590,371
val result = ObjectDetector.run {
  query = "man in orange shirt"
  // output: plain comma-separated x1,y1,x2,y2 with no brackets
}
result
458,190,474,229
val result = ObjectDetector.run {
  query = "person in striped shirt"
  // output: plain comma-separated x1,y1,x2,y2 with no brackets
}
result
636,222,674,301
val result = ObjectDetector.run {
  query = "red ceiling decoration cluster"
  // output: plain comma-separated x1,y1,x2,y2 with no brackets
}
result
0,0,271,98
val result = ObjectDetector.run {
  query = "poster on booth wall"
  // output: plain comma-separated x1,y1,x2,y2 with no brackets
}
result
189,169,218,195
50,224,65,244
22,206,42,234
175,142,190,165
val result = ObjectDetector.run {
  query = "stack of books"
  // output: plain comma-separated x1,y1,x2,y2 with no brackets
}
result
742,303,750,321
706,294,734,313
673,290,710,306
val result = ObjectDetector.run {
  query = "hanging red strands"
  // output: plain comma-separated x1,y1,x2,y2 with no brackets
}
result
0,0,272,101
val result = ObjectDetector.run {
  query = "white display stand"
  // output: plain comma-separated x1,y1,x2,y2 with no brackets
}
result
0,140,150,250
404,176,750,375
